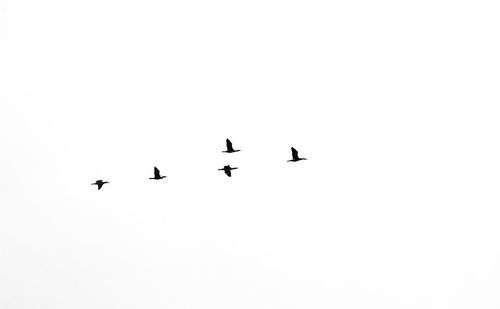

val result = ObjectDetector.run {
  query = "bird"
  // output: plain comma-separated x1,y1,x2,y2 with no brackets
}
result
287,147,307,162
91,179,109,190
149,167,167,180
218,165,238,177
223,138,241,153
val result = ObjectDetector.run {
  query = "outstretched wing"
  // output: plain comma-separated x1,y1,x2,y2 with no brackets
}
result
154,167,161,178
226,139,234,152
291,147,299,160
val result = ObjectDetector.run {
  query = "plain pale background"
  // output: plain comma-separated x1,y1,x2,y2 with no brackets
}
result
1,0,500,308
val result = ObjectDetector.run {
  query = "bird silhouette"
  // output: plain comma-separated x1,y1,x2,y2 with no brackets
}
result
218,165,238,177
223,138,241,153
149,167,167,180
91,179,109,190
288,147,307,162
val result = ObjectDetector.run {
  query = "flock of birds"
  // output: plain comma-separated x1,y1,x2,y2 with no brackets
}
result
91,139,307,190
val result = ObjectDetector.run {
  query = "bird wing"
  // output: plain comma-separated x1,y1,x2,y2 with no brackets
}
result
226,139,234,152
291,147,299,160
154,167,161,178
97,183,103,190
225,169,232,177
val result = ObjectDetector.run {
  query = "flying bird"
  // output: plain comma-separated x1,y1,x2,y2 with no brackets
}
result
288,147,307,162
91,179,109,190
218,165,238,177
223,138,241,153
149,167,167,180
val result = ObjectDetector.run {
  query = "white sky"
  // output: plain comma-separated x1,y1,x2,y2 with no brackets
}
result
1,0,500,308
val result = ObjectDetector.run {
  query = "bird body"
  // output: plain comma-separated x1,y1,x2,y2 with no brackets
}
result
91,179,109,190
149,167,167,180
288,147,307,162
218,165,238,177
223,138,240,153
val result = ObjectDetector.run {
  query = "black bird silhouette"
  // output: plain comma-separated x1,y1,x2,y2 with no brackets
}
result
149,167,167,180
223,139,240,153
91,179,109,190
218,165,238,177
288,147,307,162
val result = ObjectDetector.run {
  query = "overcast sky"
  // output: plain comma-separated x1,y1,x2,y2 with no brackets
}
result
1,0,500,308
